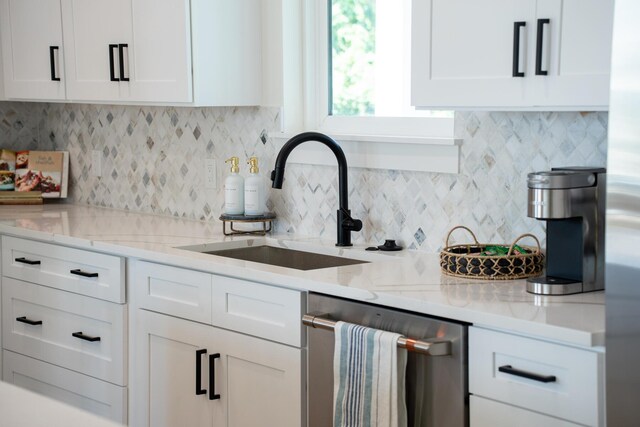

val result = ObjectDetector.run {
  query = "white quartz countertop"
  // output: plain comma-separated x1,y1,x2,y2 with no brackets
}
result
0,203,605,348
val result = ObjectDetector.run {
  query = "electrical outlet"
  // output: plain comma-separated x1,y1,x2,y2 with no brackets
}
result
204,158,217,189
92,150,102,177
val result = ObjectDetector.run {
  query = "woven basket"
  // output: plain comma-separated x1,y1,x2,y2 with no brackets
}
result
440,226,544,280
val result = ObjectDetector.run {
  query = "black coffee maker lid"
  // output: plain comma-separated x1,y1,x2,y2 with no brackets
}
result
528,167,606,189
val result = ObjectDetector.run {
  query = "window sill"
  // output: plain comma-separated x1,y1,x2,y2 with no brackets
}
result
269,132,461,174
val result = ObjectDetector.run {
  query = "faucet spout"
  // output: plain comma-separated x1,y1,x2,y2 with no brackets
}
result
270,131,361,246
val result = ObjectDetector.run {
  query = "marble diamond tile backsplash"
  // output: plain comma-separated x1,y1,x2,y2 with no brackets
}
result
0,102,607,252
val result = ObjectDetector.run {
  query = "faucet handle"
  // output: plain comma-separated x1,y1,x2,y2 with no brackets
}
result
340,208,362,232
344,218,363,232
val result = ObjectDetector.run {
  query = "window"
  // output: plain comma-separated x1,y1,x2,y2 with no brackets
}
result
306,0,454,139
273,0,460,174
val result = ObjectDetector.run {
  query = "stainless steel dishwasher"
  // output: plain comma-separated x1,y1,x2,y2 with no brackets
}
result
305,292,468,427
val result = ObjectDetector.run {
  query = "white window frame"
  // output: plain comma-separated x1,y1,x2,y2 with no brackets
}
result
269,0,460,174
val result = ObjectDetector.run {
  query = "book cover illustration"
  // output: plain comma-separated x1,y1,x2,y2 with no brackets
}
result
15,151,69,198
0,150,16,191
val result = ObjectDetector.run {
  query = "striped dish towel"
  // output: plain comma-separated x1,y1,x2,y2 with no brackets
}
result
333,321,408,427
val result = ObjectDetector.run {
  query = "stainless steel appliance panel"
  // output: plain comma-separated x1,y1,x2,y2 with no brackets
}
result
307,293,468,427
606,0,640,424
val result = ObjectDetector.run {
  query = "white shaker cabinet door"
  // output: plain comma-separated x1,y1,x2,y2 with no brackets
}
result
129,0,193,103
61,0,133,102
0,0,66,100
533,0,614,108
212,325,303,427
0,23,4,100
132,309,216,427
412,0,535,108
133,309,303,427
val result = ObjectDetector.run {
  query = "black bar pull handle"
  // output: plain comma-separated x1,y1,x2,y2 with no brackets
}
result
118,44,129,82
196,349,207,395
512,21,526,77
70,269,98,278
109,44,119,81
16,316,43,326
49,46,60,81
72,332,101,342
209,353,221,400
535,18,550,75
498,365,556,383
15,257,41,265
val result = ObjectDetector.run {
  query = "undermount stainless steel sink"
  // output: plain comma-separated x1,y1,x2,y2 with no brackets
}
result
176,239,372,271
203,245,367,271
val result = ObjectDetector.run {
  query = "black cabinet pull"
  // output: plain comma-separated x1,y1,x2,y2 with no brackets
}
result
118,44,129,81
535,18,550,75
70,269,98,278
498,365,556,383
15,257,41,265
209,353,221,400
512,21,526,77
16,316,43,326
196,349,207,395
49,46,60,81
72,331,101,342
109,44,119,81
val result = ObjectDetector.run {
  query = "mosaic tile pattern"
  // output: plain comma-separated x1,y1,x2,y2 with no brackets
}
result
0,102,51,150
0,101,608,252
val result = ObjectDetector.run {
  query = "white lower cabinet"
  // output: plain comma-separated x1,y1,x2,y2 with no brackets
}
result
469,326,605,427
3,350,127,423
131,259,305,427
132,309,303,427
0,235,127,423
470,396,581,427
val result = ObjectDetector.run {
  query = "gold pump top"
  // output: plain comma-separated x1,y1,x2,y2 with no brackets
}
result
248,157,259,174
225,157,240,173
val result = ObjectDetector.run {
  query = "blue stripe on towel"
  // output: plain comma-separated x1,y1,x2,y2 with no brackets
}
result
333,321,407,427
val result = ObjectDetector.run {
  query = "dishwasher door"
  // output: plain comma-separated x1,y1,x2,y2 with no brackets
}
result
307,292,468,427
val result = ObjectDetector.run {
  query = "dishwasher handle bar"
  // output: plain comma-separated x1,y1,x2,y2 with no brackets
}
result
302,313,452,356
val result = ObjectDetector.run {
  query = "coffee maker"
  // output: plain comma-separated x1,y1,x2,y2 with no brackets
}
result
526,167,606,295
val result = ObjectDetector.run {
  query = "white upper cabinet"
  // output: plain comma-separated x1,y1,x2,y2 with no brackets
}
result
0,0,66,100
128,0,192,103
533,0,614,108
61,0,133,102
129,0,261,105
411,0,614,110
0,25,4,100
0,0,261,105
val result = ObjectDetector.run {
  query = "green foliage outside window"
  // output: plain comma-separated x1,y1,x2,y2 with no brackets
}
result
331,0,376,116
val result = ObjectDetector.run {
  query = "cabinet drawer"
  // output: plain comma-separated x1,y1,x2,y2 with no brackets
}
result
2,278,126,385
212,275,303,347
3,350,127,424
469,327,603,426
470,396,581,427
133,260,212,324
2,236,125,303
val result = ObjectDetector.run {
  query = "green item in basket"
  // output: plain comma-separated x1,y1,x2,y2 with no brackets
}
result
480,244,528,256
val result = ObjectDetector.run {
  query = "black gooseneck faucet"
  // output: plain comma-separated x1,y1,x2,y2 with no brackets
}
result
270,132,363,246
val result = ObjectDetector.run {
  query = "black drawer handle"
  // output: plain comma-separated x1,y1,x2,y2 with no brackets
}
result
72,332,101,342
196,349,207,395
535,18,550,76
498,365,556,383
70,269,98,278
109,44,119,81
209,353,220,400
512,21,526,77
49,46,61,81
16,316,43,326
15,257,41,265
